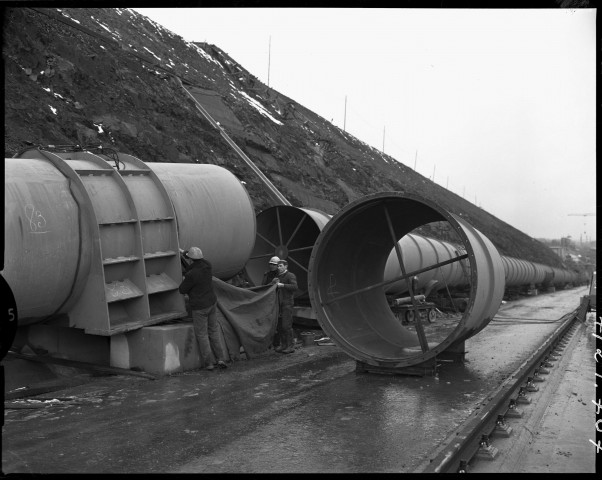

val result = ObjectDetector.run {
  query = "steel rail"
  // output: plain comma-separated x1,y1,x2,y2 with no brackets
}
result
417,307,580,473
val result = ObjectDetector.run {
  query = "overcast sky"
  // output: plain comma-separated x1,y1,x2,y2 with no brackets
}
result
134,7,596,242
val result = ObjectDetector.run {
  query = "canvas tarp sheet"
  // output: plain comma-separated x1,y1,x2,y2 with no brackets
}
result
212,278,279,360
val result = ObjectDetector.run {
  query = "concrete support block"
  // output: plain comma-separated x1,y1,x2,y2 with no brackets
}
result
110,323,202,375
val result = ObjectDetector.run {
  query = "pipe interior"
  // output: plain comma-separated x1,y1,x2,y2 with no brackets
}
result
246,206,322,298
311,197,463,361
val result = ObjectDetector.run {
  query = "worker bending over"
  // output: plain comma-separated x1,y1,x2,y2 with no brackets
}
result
178,246,228,370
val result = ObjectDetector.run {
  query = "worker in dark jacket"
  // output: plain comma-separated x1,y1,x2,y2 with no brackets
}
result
272,259,297,354
262,256,281,350
178,246,228,371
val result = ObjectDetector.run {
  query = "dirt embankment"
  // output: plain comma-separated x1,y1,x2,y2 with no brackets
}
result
3,6,568,267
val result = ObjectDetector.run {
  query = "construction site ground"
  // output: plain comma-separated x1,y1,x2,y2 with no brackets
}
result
1,286,597,474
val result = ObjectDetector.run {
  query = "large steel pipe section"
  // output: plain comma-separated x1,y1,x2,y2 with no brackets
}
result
308,192,505,368
4,158,90,325
5,152,255,330
383,234,469,295
502,256,576,288
551,266,576,287
501,256,533,287
246,205,330,297
531,262,548,285
147,162,255,280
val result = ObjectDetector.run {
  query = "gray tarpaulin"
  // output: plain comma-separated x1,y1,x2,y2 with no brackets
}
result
212,278,279,360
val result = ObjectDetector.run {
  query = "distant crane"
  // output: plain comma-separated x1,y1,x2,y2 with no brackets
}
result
568,213,596,245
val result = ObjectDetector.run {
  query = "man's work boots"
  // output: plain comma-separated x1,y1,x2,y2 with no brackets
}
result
281,331,295,354
272,333,281,351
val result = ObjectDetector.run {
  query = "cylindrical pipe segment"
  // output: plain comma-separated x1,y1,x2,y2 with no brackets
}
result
502,257,555,288
246,205,330,298
147,162,256,280
541,265,554,286
4,158,91,325
502,256,531,287
383,233,469,295
531,262,547,285
552,267,574,286
4,154,256,326
514,258,529,285
308,192,505,368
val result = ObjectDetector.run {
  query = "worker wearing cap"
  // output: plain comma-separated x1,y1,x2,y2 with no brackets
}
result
178,246,228,371
262,256,281,350
273,259,297,354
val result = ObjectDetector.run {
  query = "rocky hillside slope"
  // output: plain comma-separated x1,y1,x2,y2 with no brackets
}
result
2,6,565,268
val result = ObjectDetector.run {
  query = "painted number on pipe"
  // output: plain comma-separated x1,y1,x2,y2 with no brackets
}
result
25,204,48,233
1,275,18,361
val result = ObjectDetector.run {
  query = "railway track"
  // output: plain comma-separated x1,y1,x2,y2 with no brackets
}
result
415,301,586,473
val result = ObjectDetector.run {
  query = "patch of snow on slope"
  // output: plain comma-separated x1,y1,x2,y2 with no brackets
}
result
239,91,283,126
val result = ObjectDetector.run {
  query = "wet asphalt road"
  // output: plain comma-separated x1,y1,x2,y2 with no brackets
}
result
1,287,590,473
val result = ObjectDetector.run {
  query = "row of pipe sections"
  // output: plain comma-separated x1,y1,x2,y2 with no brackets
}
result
245,206,581,297
244,200,582,369
3,152,582,368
